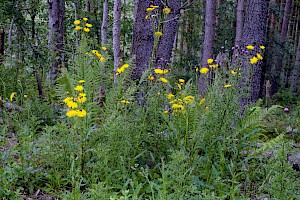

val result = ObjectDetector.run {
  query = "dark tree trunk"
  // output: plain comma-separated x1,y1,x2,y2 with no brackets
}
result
271,0,292,95
240,0,268,107
278,0,285,33
199,0,217,96
234,0,244,46
130,0,155,80
48,0,65,79
290,34,300,94
0,29,4,63
154,0,181,70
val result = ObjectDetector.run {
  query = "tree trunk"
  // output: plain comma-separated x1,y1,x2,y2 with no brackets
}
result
271,0,292,95
290,34,300,94
113,0,122,78
240,0,268,107
154,0,180,70
0,29,4,63
48,0,65,79
234,0,244,46
85,0,91,12
6,17,14,53
278,0,285,33
101,0,108,45
199,0,217,96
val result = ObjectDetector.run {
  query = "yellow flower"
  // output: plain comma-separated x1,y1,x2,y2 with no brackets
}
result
250,56,258,64
102,46,107,51
121,64,129,69
77,96,87,103
163,110,169,114
154,68,169,75
179,79,185,83
120,100,130,104
74,20,81,25
77,109,87,117
63,97,73,104
256,53,263,60
224,84,232,88
83,17,88,21
92,50,98,54
166,93,175,99
154,31,163,37
205,106,209,111
10,92,16,101
66,110,78,117
159,77,168,83
78,80,85,83
231,70,237,75
75,26,81,31
99,56,105,61
150,5,159,8
177,83,182,90
24,94,28,98
195,67,199,72
146,7,156,12
260,45,265,50
67,101,78,108
86,23,92,28
200,67,209,74
74,85,84,91
207,58,214,64
79,93,86,97
163,7,171,14
200,98,206,105
116,64,129,75
246,45,254,50
172,104,184,110
148,74,154,81
209,64,218,69
183,95,194,103
83,28,90,32
145,15,149,19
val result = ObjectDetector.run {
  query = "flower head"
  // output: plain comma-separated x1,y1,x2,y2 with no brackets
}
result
102,46,107,51
209,64,218,69
10,92,16,101
260,45,265,50
179,79,185,83
63,97,73,104
183,96,194,103
77,109,87,117
78,80,85,84
256,53,263,60
163,7,171,14
166,93,175,99
159,77,168,83
231,70,237,75
148,74,154,81
200,67,209,74
207,58,214,64
75,26,81,31
66,110,78,117
154,31,163,37
77,96,87,103
250,56,259,64
246,45,254,50
74,20,81,25
224,84,232,88
74,85,84,91
83,28,90,32
67,101,78,108
86,23,92,28
83,17,88,21
154,68,169,75
121,100,130,104
200,98,206,105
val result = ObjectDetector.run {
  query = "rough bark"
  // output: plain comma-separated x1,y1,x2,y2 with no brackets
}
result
240,0,268,107
48,0,65,79
154,0,181,71
271,0,292,95
290,34,300,94
6,17,14,54
278,0,285,33
85,0,91,12
101,0,108,45
113,0,122,77
234,0,244,46
199,0,217,96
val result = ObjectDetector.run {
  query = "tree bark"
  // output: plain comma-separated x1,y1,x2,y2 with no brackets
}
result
271,0,292,95
234,0,244,46
240,0,268,107
278,0,285,33
6,17,14,54
113,0,122,78
48,0,65,79
154,1,181,71
290,34,300,94
101,0,108,45
85,0,91,12
199,0,217,96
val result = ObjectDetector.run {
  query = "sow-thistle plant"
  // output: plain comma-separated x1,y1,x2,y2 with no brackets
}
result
73,17,93,33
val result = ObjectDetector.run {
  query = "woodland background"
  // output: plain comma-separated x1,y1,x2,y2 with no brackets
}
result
0,0,300,199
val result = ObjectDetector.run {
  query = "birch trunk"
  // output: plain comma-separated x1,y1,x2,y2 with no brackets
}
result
101,0,108,45
113,0,122,78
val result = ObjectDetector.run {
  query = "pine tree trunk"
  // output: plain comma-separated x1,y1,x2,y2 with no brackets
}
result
271,0,292,95
278,0,285,33
48,0,65,79
101,0,108,45
113,0,122,78
234,0,244,46
240,0,268,107
199,0,217,96
290,34,300,94
154,0,181,70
